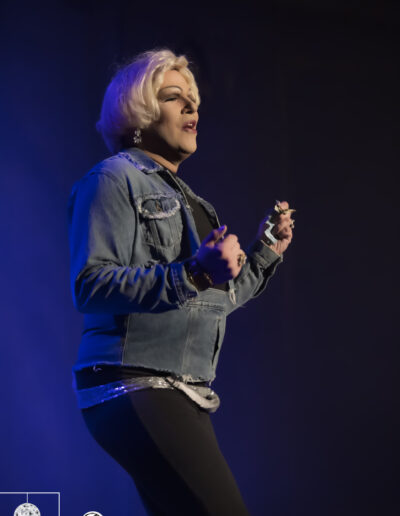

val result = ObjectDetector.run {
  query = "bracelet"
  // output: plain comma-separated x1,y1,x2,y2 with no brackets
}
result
184,256,214,291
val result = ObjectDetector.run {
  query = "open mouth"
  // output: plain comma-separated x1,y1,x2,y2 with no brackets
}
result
182,120,197,133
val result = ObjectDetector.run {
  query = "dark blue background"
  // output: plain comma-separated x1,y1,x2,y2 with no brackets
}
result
1,1,398,515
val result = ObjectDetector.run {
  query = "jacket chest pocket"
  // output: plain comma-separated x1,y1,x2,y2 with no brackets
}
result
136,193,184,251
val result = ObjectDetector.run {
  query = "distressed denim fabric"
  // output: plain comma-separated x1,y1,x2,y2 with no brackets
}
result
68,148,282,382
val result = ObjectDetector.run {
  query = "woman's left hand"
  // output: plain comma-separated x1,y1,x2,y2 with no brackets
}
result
257,200,294,256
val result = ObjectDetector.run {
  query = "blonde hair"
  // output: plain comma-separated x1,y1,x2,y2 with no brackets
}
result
96,49,200,153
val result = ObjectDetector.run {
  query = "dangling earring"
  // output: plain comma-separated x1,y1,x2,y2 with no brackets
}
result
133,128,142,146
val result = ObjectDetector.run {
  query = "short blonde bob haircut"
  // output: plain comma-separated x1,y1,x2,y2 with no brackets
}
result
96,49,200,154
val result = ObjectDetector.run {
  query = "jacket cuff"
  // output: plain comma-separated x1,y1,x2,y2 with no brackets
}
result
170,261,199,306
247,239,283,269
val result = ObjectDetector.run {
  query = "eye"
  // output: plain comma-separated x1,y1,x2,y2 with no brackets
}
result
164,96,178,102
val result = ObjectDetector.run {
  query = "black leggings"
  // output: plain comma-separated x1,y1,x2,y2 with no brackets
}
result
81,387,250,516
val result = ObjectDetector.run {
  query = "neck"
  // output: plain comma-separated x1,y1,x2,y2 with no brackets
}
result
141,150,180,173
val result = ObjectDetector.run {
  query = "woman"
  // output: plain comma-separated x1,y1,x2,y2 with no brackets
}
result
68,49,294,515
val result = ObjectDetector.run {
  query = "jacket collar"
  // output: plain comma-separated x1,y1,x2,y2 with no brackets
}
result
121,147,165,174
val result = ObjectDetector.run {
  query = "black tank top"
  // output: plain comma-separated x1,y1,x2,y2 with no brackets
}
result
157,168,229,292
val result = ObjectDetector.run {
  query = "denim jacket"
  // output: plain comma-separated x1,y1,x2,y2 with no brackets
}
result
68,148,282,382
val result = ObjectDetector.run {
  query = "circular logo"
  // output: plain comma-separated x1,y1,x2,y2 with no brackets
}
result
14,503,41,516
83,512,103,516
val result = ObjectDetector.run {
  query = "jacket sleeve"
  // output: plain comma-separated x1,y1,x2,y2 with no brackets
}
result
228,239,283,312
68,171,198,314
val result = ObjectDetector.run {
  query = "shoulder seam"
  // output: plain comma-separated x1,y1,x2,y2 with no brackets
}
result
80,169,130,199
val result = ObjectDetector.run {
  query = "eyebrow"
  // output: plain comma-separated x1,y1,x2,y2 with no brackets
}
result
159,85,183,92
159,85,196,100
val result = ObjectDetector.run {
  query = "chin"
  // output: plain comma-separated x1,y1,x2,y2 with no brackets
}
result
178,144,197,157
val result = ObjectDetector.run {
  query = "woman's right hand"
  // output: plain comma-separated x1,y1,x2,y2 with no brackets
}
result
196,225,245,284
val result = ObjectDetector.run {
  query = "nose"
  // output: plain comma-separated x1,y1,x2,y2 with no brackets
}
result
182,95,197,114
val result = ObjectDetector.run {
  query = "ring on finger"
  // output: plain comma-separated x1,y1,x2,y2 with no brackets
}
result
237,252,247,267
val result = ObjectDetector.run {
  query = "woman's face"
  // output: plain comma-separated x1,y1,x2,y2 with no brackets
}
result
142,69,199,168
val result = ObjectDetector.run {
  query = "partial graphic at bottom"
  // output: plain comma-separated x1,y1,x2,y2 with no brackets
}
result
14,502,41,515
0,493,60,516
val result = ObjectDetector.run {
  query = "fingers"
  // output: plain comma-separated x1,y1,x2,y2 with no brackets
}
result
273,216,293,238
277,200,289,211
218,224,228,240
272,200,295,240
217,234,241,255
204,225,228,246
274,215,293,228
273,220,293,240
217,233,245,278
218,233,238,248
276,200,295,214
